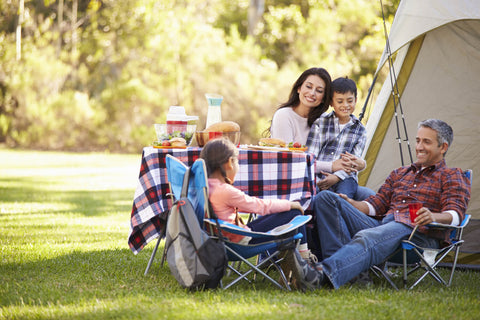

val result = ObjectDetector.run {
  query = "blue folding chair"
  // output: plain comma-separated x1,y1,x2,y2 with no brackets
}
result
372,169,472,290
184,155,312,290
205,215,310,290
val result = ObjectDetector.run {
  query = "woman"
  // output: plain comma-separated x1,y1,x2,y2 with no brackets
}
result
269,67,332,144
270,68,373,201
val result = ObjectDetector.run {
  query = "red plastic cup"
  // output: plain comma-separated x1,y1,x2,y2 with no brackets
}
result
408,202,422,223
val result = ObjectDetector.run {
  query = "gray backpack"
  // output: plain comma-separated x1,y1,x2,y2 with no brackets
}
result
165,168,227,290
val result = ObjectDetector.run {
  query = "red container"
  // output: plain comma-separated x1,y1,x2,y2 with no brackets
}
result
166,120,187,134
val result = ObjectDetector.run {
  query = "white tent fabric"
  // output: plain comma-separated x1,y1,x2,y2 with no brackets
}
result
361,0,480,220
376,0,480,73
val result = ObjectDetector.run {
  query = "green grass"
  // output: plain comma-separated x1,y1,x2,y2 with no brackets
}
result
1,148,479,320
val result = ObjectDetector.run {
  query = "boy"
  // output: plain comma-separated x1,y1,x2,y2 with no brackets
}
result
306,77,367,198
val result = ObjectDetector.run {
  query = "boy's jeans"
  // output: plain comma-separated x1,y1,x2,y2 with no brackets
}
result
330,177,358,199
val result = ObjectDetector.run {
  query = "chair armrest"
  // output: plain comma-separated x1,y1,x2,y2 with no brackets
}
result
204,215,311,240
427,222,456,229
428,214,471,230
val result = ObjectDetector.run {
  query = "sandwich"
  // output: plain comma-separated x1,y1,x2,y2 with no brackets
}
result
258,137,286,148
170,137,187,147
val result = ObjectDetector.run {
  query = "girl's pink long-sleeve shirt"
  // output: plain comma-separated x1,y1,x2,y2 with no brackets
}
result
208,178,291,243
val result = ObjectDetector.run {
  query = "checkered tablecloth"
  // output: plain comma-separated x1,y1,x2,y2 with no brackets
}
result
128,146,316,254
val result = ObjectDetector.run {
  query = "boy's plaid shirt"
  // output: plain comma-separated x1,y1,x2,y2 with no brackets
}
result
306,112,366,180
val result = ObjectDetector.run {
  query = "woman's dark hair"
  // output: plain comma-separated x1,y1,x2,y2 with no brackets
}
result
264,67,332,137
200,138,238,181
278,67,332,127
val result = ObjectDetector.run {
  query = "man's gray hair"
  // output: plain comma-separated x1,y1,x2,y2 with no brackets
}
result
418,119,453,153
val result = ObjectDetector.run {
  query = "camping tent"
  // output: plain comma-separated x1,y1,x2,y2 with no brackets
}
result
360,0,480,268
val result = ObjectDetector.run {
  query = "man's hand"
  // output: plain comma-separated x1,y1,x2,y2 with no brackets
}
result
414,207,453,225
317,171,340,190
338,193,370,215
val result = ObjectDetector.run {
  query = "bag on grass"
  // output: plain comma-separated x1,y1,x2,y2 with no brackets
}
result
165,168,227,290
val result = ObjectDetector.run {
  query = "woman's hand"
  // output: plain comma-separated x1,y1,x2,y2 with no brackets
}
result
332,158,353,173
341,152,366,171
290,201,304,214
332,153,365,174
317,171,340,190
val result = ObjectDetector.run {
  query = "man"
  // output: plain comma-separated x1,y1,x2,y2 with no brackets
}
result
285,119,471,290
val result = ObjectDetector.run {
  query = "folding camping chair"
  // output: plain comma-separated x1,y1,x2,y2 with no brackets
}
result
166,154,311,290
372,169,472,290
204,215,311,290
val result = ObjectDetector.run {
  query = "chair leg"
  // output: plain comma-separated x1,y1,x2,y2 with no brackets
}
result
144,232,164,276
222,247,289,290
447,246,462,286
403,248,408,289
371,264,399,290
407,248,445,289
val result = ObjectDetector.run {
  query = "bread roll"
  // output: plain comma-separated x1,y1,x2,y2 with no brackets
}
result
170,137,187,147
205,121,240,132
258,138,286,147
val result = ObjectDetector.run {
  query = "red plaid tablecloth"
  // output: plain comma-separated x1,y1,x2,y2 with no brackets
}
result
128,146,316,254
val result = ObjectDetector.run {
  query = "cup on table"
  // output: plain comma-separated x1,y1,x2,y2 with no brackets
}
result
408,202,422,223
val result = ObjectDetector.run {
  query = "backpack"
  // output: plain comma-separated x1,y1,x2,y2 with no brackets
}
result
165,168,227,290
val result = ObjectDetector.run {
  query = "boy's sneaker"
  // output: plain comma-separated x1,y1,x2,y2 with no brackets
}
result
280,249,326,291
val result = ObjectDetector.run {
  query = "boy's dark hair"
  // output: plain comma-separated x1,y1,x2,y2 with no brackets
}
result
332,77,357,99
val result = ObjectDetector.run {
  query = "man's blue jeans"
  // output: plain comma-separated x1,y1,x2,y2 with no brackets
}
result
312,191,439,288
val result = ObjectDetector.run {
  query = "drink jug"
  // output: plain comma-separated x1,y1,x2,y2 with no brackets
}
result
205,94,223,129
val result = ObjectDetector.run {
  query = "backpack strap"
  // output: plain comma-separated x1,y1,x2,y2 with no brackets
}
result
180,168,191,198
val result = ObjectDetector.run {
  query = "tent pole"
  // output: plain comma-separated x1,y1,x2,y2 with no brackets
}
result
359,74,377,122
380,0,413,166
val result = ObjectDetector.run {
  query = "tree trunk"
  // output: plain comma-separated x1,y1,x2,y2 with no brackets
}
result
57,0,64,57
71,0,78,58
16,0,24,61
248,0,264,36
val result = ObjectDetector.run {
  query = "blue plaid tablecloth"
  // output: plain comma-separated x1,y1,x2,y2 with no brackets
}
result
128,146,316,254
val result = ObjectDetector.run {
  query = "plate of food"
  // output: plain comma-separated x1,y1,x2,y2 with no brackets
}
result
153,145,187,149
240,138,289,152
245,145,290,152
153,138,188,149
241,138,308,153
287,142,308,153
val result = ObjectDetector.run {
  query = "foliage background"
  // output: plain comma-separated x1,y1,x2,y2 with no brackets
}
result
0,0,400,153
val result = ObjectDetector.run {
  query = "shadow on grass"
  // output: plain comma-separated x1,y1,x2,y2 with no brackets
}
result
0,247,178,308
0,177,135,217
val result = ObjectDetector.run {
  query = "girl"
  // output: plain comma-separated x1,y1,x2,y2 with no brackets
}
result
200,137,317,263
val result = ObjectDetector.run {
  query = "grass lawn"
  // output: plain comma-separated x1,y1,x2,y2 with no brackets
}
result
1,148,479,320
